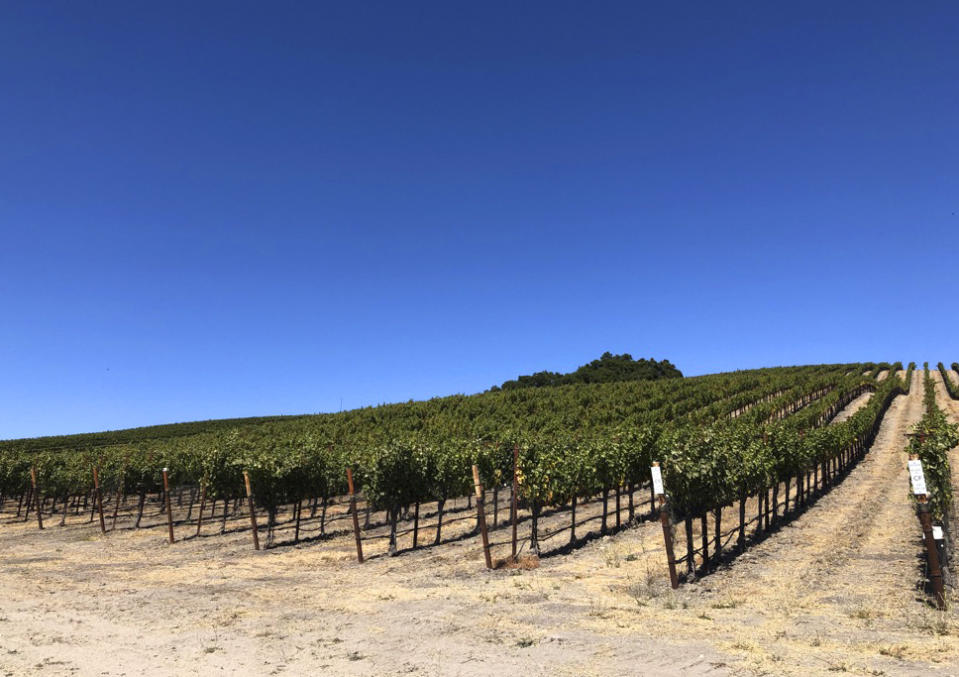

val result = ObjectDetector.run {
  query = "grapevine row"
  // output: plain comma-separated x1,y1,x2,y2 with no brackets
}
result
1,364,892,558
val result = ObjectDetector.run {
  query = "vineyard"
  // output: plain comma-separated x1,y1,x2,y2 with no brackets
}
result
1,362,908,569
6,360,959,676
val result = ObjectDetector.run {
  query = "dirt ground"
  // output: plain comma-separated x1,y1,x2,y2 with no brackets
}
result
830,389,874,424
3,370,959,676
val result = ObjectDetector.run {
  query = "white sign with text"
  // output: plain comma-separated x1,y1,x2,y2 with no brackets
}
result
908,459,927,496
650,465,664,496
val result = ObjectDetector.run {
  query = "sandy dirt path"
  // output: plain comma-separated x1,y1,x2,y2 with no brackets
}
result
831,390,874,424
932,369,959,420
3,371,959,677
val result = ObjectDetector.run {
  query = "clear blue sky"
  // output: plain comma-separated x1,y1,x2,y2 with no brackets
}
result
2,2,957,439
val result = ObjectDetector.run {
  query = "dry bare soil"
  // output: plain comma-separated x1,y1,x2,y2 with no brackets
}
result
3,371,959,676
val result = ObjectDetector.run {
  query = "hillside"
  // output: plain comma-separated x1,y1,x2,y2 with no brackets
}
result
2,363,838,454
1,353,682,452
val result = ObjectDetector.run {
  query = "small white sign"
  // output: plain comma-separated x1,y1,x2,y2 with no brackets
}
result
650,465,664,496
907,459,927,495
933,525,944,540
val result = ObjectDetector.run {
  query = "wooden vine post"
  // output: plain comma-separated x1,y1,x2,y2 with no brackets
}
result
30,466,44,530
92,466,106,534
412,501,420,548
111,470,125,531
652,462,678,589
195,482,207,536
908,454,946,609
472,465,493,569
511,443,519,559
346,468,363,563
162,468,175,544
294,498,303,543
243,471,260,551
